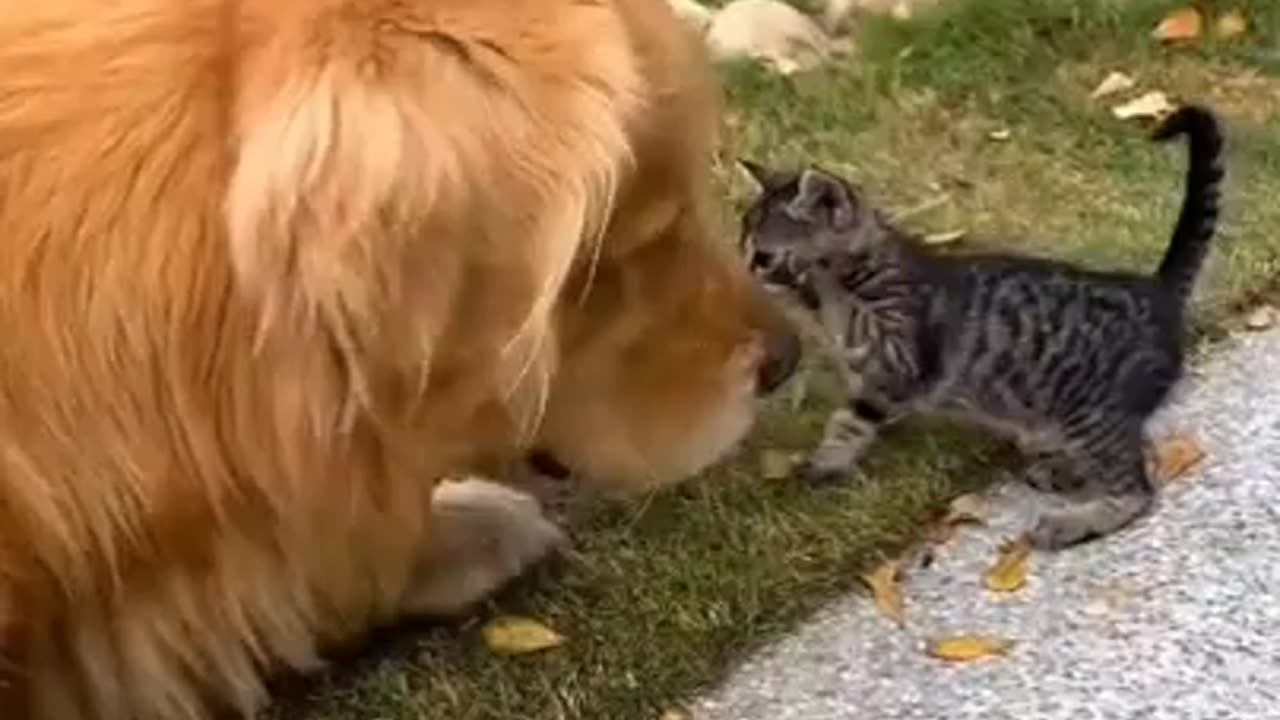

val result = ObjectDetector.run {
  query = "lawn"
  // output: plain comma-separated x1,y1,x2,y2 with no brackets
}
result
270,1,1280,718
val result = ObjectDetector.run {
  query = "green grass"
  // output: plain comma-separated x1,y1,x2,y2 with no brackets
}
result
274,2,1280,718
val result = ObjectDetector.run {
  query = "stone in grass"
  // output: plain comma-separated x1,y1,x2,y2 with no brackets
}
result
668,0,714,34
1245,304,1278,331
823,0,947,34
706,0,842,76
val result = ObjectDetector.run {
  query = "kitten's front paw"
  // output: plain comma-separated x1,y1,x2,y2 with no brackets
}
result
794,459,853,486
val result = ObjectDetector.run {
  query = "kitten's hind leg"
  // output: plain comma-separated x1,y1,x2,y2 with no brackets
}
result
796,398,892,485
1028,423,1156,550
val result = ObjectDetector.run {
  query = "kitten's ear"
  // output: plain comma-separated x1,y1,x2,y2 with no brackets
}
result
738,158,788,191
788,168,856,229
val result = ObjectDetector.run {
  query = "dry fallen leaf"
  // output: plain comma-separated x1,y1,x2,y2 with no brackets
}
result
862,559,906,627
946,493,987,524
481,615,566,656
1152,7,1203,42
1214,8,1248,39
985,535,1032,593
922,493,987,545
657,709,693,720
1151,432,1206,483
923,229,966,246
922,515,959,545
1090,71,1137,99
1111,91,1175,121
1245,305,1278,331
759,449,794,480
988,128,1012,141
926,635,1014,662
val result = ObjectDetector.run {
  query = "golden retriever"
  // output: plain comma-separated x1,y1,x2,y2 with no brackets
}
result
0,0,800,717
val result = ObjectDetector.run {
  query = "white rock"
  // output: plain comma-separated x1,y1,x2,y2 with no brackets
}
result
1111,90,1174,121
1090,70,1137,100
706,0,836,75
825,0,942,30
668,0,714,34
822,0,857,33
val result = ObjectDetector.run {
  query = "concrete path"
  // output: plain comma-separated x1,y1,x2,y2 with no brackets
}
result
695,325,1280,720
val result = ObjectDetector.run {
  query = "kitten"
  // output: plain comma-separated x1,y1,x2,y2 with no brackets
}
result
738,105,1224,550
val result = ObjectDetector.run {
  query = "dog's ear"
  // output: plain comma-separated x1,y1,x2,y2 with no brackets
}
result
224,61,434,340
223,14,639,413
786,168,857,230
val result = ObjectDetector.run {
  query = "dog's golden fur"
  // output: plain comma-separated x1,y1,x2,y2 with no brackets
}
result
0,0,799,717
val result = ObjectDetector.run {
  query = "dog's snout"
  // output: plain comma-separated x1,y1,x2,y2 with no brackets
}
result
756,325,801,396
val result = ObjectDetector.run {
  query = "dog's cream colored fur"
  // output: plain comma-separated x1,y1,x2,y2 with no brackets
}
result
0,0,798,717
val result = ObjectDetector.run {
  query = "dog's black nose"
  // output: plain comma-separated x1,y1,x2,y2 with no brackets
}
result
526,449,572,479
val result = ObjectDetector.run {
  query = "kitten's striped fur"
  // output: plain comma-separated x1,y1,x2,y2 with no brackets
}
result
740,105,1224,549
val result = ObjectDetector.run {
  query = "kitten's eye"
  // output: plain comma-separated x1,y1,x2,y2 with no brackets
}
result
750,249,778,270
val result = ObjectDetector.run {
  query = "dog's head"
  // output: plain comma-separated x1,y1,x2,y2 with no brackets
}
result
225,0,800,493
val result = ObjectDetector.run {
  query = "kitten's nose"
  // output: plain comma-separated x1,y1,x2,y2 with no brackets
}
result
757,325,801,395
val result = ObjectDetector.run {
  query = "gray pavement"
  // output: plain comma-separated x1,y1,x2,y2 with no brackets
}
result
695,325,1280,720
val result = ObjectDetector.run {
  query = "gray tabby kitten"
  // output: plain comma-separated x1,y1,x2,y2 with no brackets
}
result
738,105,1224,549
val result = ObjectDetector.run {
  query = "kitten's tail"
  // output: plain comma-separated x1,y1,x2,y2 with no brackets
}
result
1150,104,1225,305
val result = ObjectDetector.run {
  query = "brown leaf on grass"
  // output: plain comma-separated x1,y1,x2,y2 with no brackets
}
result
481,615,566,656
925,635,1014,662
1214,9,1248,39
985,535,1032,593
861,559,906,627
1152,7,1203,43
922,516,958,545
1111,91,1175,121
1151,432,1206,483
759,449,794,480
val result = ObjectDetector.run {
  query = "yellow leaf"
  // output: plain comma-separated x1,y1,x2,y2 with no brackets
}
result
1214,9,1248,39
985,535,1032,593
1111,91,1175,121
759,449,794,480
861,559,906,627
926,635,1014,662
1151,432,1206,483
988,128,1012,141
481,615,566,656
1152,7,1203,42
